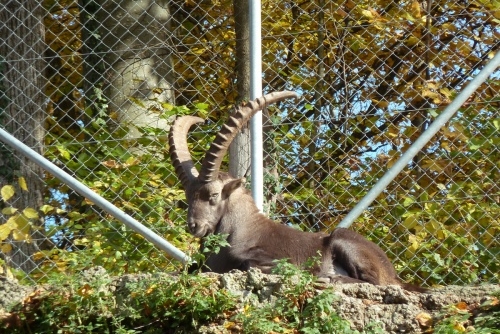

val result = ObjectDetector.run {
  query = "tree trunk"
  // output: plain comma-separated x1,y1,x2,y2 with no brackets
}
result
93,0,175,137
229,0,251,178
0,0,47,274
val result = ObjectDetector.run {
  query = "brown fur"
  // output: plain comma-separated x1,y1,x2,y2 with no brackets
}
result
169,92,427,293
187,174,427,292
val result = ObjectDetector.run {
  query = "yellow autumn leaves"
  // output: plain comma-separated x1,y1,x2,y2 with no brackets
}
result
1,178,38,251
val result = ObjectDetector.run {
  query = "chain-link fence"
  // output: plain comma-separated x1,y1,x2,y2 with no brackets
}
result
0,0,499,286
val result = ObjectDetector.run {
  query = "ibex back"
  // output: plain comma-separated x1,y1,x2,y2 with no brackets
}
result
169,91,426,292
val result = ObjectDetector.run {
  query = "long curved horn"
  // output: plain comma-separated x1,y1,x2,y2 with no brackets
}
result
169,115,204,193
198,91,298,183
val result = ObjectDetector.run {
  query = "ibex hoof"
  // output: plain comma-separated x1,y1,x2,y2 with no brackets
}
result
315,277,332,285
313,277,332,290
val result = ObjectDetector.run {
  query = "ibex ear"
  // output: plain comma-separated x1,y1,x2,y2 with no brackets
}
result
222,178,245,198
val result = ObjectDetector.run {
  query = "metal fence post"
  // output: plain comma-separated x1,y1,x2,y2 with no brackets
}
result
249,0,264,211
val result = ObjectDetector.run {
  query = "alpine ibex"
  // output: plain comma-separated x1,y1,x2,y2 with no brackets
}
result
169,91,426,292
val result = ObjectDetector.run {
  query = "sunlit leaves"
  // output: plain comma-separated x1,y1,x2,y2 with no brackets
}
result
1,185,15,201
23,208,39,219
403,215,418,229
32,0,500,286
12,214,32,241
0,181,40,245
0,225,11,242
18,177,28,191
1,207,18,215
408,234,420,254
0,206,37,242
0,243,12,253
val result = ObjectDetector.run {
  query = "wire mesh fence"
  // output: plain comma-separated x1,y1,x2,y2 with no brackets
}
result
0,0,499,286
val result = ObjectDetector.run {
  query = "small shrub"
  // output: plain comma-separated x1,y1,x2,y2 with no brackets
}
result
235,259,365,333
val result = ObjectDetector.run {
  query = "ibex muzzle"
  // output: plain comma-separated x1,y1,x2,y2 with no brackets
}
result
169,91,427,292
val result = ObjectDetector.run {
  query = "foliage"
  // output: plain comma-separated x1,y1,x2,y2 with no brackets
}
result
2,247,336,333
126,273,236,330
1,182,38,245
0,115,198,281
0,181,41,280
4,271,237,333
433,290,500,333
189,233,231,272
1,0,498,286
36,119,198,280
2,259,383,333
1,2,499,333
3,263,499,333
3,235,236,333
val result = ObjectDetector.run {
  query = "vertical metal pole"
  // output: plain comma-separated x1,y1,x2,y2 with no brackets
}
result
249,0,264,210
337,51,500,229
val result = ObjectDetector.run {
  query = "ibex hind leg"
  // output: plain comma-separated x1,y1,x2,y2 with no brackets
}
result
328,228,400,285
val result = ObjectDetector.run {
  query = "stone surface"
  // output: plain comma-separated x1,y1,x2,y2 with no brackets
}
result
215,269,499,333
0,277,34,311
1,269,498,333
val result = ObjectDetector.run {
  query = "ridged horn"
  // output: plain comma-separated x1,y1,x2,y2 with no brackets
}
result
169,115,204,194
198,91,298,183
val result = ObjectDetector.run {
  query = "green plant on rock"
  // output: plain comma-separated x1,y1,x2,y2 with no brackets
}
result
236,259,371,333
187,232,230,273
124,272,237,331
5,270,238,333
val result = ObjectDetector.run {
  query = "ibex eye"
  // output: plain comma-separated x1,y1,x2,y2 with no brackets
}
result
208,193,219,205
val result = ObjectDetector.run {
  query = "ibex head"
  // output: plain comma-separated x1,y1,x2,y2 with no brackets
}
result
186,175,245,237
169,91,298,237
